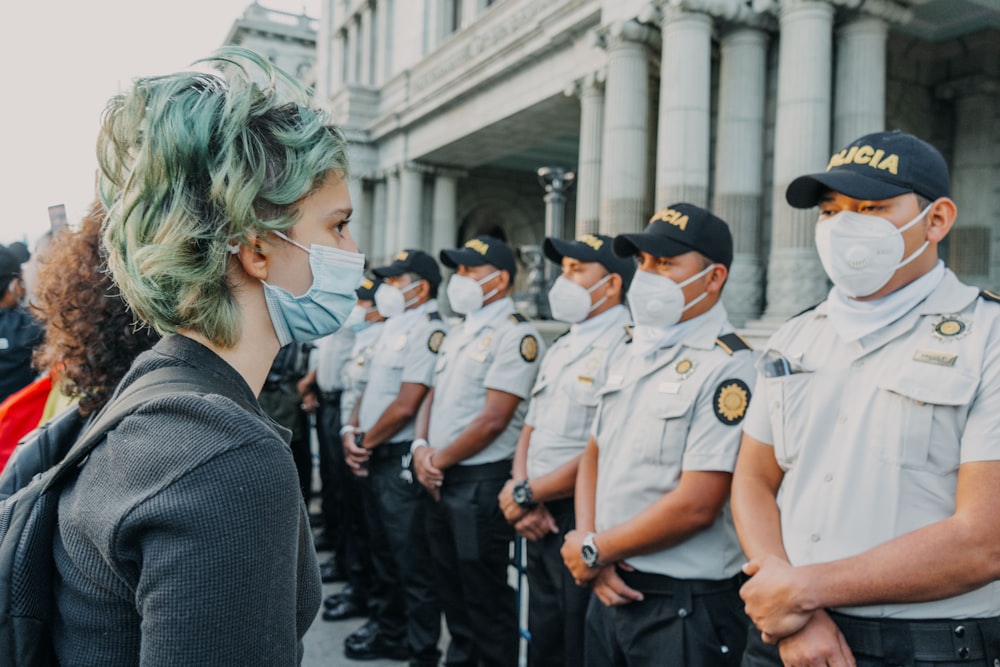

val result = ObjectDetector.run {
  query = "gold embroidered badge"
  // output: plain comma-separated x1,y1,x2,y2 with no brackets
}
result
520,335,539,362
714,379,750,425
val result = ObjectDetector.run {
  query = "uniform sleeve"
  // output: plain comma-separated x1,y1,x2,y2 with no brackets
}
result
401,324,446,387
681,352,757,472
740,373,774,446
484,325,545,399
959,307,1000,463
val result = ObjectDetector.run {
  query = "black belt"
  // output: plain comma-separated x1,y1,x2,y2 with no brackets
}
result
829,611,999,662
616,567,741,597
368,441,411,463
319,390,342,402
444,459,511,483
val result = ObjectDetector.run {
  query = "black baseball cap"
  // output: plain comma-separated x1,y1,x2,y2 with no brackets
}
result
0,246,21,277
355,276,382,301
440,235,517,280
613,203,733,269
786,130,951,209
373,249,442,288
544,233,637,290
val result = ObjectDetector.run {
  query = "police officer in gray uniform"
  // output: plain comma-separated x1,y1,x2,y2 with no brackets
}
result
561,204,755,667
497,233,634,667
735,131,1000,667
341,250,447,665
322,278,384,623
413,235,545,667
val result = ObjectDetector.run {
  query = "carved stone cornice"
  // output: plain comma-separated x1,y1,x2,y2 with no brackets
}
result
600,19,662,51
751,0,911,24
563,69,607,99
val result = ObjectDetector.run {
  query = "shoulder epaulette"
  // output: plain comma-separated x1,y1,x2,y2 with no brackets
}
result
427,311,443,321
509,313,527,325
980,290,1000,304
790,302,822,320
624,325,633,343
716,333,752,355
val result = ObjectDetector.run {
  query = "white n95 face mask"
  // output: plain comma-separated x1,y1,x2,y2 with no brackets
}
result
374,281,421,318
547,274,612,324
626,264,714,330
815,204,932,298
446,271,500,315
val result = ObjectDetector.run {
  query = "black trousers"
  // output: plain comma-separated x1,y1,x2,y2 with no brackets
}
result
314,392,343,542
316,400,373,604
585,569,747,667
369,443,442,666
425,462,518,667
742,611,1000,667
525,498,589,667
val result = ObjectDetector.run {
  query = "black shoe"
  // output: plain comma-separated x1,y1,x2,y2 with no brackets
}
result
343,633,409,661
322,585,357,610
344,619,380,648
321,597,367,622
319,558,346,583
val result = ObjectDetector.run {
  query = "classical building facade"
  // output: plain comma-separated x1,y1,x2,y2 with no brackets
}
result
250,0,1000,324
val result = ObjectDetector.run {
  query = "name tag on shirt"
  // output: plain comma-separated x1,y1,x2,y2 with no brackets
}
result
470,353,487,363
606,374,623,387
913,349,958,367
658,382,681,394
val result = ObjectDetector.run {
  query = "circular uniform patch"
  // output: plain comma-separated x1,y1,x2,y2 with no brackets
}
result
713,379,750,425
675,359,694,377
427,330,445,354
932,316,968,340
519,335,539,362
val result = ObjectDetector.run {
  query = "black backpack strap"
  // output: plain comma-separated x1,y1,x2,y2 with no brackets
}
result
44,366,251,491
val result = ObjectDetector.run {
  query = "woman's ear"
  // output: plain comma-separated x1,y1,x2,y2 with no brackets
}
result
233,233,269,281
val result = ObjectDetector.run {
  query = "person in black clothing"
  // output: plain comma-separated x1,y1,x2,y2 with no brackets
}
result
0,243,43,403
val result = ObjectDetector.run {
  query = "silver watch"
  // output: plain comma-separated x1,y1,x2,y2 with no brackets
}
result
581,532,601,568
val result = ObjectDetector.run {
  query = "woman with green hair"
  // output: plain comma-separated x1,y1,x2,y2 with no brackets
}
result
53,48,363,665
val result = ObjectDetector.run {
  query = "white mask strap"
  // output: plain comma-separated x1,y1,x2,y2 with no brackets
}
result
677,263,715,289
273,230,311,255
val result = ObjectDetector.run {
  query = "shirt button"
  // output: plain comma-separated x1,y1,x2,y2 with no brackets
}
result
954,625,966,638
824,473,833,482
810,533,820,542
678,608,688,618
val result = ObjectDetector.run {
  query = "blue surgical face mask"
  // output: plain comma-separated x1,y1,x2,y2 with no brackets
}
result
255,231,365,346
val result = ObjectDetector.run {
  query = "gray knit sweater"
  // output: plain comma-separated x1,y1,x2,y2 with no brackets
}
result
53,335,321,666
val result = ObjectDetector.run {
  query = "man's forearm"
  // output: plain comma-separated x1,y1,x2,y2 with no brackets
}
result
433,412,510,469
574,439,599,532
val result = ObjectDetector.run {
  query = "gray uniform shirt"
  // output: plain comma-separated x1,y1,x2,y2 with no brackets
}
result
429,297,544,465
593,304,755,580
525,305,631,479
743,269,1000,619
313,328,355,392
340,322,384,424
359,300,447,440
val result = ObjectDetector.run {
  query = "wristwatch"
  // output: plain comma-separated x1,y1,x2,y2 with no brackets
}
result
581,532,602,568
511,480,535,509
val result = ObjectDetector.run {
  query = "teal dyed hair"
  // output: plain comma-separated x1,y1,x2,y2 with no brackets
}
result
98,46,350,348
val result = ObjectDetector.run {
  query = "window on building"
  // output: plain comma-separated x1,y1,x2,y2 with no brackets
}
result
443,0,461,36
353,14,362,82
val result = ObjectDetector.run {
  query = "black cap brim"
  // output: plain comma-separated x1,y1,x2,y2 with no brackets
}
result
613,233,695,260
786,171,913,209
440,247,490,270
543,237,596,265
372,264,407,278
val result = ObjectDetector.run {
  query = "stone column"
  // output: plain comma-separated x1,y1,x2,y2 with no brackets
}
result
655,7,713,209
397,165,424,250
371,179,388,265
347,177,369,255
374,0,388,86
598,20,659,237
944,77,1000,285
315,0,335,100
359,3,373,86
431,172,460,257
344,20,356,85
762,0,835,320
569,72,605,237
714,26,769,326
384,168,400,263
834,14,887,147
358,181,375,258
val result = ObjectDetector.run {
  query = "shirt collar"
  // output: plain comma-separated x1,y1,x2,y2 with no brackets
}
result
567,305,628,350
632,302,729,357
463,296,513,335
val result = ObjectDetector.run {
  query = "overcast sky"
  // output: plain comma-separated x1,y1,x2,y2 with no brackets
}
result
0,0,320,248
